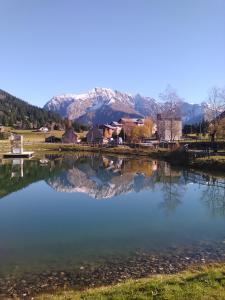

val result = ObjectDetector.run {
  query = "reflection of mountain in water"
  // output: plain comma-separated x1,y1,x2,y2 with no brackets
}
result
1,154,225,215
46,155,159,199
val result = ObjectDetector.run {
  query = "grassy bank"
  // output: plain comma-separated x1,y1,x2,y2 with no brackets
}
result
0,140,167,158
2,130,225,172
35,264,225,300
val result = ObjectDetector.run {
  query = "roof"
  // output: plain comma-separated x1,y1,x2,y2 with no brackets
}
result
110,121,122,126
119,118,144,123
103,124,115,129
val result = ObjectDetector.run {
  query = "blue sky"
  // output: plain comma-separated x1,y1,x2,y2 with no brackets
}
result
0,0,225,107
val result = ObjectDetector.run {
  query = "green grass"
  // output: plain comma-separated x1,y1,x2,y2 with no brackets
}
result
11,129,64,142
35,265,225,300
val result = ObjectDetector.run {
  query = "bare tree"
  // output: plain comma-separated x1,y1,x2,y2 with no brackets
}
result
158,85,183,141
159,85,182,118
205,87,225,142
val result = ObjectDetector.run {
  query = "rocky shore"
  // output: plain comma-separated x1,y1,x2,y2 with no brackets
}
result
1,241,225,299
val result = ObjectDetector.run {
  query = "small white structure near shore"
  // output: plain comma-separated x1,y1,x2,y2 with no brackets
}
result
3,134,33,158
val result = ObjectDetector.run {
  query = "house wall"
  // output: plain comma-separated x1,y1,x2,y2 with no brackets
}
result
113,126,122,136
62,128,78,143
157,119,182,141
103,128,114,139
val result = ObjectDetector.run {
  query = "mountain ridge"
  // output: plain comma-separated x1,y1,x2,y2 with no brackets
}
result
44,87,205,125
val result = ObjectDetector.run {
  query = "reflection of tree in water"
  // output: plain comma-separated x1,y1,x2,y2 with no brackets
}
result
160,182,183,214
183,170,225,216
201,176,225,216
157,162,184,214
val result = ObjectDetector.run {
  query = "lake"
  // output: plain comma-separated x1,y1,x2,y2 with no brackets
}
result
0,153,225,296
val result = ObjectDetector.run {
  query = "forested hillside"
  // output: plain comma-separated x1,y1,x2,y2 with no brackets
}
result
0,89,62,129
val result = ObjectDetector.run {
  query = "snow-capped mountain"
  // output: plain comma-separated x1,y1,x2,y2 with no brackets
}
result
44,87,143,125
44,87,204,125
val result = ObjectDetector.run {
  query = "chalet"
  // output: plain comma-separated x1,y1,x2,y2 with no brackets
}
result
62,128,78,144
62,119,78,143
157,114,182,141
98,123,123,140
110,121,122,135
102,124,115,139
110,121,122,127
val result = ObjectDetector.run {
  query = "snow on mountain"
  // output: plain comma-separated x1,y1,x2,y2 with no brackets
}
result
44,87,204,125
46,156,156,199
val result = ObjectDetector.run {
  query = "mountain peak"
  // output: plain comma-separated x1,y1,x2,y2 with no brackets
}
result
44,87,204,125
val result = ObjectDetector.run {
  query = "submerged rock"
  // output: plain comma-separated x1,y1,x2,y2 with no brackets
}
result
1,241,225,298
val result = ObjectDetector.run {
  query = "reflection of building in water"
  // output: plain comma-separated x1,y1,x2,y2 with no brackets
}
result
102,156,123,172
152,161,158,172
121,159,154,177
1,158,24,178
102,156,156,177
11,159,24,178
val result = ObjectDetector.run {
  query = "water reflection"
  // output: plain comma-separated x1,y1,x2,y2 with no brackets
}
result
46,155,160,199
1,154,225,216
1,154,225,282
201,179,225,216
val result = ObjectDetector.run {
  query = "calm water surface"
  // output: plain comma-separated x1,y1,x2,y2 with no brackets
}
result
0,153,225,277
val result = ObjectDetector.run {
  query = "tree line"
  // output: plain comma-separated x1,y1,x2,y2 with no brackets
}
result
0,89,63,129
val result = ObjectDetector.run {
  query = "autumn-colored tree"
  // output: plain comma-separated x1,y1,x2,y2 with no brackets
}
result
130,124,152,143
123,124,135,142
130,126,141,142
212,118,225,139
144,118,153,136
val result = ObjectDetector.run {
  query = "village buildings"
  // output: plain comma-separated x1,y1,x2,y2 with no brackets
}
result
58,114,182,145
61,119,78,143
85,117,154,144
156,114,182,141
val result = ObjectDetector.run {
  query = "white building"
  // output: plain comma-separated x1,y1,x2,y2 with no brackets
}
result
38,127,49,133
157,114,182,141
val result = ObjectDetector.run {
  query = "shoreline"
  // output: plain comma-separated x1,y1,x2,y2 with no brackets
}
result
1,241,225,299
24,142,225,172
2,141,225,178
35,263,225,300
2,141,225,172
